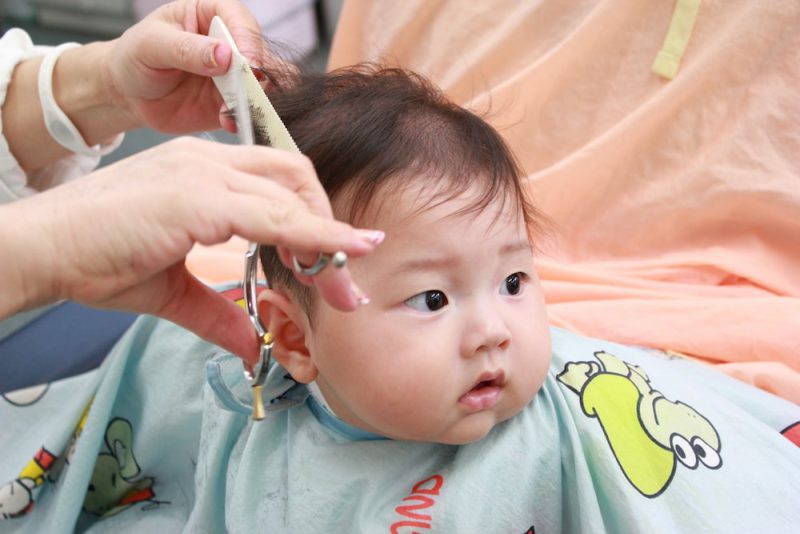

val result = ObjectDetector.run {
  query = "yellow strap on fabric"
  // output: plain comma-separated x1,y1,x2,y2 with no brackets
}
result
652,0,701,80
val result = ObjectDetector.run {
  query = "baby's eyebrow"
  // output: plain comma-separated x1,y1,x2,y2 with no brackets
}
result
391,255,458,276
391,240,532,275
500,240,534,257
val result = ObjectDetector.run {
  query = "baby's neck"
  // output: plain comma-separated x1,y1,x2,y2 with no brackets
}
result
307,380,338,418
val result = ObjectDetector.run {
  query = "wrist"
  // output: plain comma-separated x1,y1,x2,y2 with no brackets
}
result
0,202,56,318
52,41,141,146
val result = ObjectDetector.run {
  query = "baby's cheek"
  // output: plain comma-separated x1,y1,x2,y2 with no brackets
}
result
363,376,443,433
513,340,551,402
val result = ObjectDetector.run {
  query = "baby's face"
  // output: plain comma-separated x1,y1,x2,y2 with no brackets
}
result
302,181,552,444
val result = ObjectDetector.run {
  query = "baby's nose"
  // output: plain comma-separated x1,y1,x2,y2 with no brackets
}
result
461,309,512,357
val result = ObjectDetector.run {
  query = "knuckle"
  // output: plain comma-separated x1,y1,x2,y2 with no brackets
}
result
267,205,299,244
176,35,195,65
298,154,316,176
283,153,315,179
158,139,213,178
166,136,196,152
288,155,319,193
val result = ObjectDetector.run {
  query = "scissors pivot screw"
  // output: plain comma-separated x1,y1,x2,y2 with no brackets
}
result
292,251,348,276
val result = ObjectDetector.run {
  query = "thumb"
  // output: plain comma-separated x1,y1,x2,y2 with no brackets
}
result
157,31,233,76
156,269,260,364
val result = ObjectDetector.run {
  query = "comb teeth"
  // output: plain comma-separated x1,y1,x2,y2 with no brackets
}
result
235,61,300,153
251,92,301,153
208,15,300,154
238,59,299,153
250,105,271,147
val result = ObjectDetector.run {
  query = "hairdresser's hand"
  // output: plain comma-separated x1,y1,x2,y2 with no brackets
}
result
4,0,288,172
106,0,287,134
0,139,380,364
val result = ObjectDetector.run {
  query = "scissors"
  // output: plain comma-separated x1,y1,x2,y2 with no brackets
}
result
208,17,346,420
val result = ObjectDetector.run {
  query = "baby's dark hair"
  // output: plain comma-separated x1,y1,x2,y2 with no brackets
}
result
259,64,542,313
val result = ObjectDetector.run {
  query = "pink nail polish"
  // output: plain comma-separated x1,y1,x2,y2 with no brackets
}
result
351,281,370,306
213,41,231,70
358,230,385,246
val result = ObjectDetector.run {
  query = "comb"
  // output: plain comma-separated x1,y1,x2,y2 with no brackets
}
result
208,16,300,153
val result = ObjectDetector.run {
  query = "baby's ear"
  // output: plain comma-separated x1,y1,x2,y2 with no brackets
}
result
257,288,318,384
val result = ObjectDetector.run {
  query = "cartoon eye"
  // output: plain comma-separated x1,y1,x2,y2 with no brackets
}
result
405,290,448,312
670,434,698,469
691,438,722,469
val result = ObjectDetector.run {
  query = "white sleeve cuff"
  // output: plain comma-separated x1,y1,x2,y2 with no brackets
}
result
0,29,38,202
0,29,123,203
38,42,124,157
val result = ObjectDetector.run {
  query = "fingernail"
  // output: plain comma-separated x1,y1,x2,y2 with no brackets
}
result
357,229,385,246
206,41,219,69
210,41,231,70
350,281,370,306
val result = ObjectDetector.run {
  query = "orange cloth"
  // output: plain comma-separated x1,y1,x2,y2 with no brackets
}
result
325,0,800,401
186,0,800,402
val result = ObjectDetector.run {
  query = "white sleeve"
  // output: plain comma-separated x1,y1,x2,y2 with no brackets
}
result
0,28,122,204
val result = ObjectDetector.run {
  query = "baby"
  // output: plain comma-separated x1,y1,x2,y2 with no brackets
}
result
1,66,798,533
257,65,551,445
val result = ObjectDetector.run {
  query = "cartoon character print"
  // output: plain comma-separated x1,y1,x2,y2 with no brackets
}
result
45,399,92,485
220,286,256,310
83,417,161,517
0,448,56,519
0,399,91,520
76,282,245,517
1,384,50,407
781,422,800,447
1,406,163,520
557,351,722,497
0,386,54,518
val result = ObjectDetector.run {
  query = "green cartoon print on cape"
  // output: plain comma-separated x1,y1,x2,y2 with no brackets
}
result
557,351,722,497
83,417,160,517
0,410,162,520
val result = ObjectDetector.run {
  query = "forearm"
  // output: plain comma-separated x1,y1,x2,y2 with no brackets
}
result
2,40,139,173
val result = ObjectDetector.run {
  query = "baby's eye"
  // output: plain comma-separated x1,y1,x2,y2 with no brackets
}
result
405,290,449,312
500,272,525,295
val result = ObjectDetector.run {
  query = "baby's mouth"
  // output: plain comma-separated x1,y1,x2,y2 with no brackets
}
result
459,370,505,411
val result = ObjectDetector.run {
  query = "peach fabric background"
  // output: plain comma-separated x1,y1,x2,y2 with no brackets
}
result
327,0,800,401
187,0,799,401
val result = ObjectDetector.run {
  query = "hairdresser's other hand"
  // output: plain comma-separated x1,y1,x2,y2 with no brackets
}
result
106,0,285,134
0,139,380,364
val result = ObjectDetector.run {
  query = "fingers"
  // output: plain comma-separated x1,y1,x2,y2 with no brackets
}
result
217,190,382,258
196,141,383,311
195,0,270,66
137,22,233,76
77,138,386,336
277,248,372,311
156,267,261,364
215,144,333,218
142,0,265,75
142,139,383,257
312,263,369,312
211,183,382,312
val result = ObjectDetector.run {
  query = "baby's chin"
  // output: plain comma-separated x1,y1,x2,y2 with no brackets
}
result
402,406,527,445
